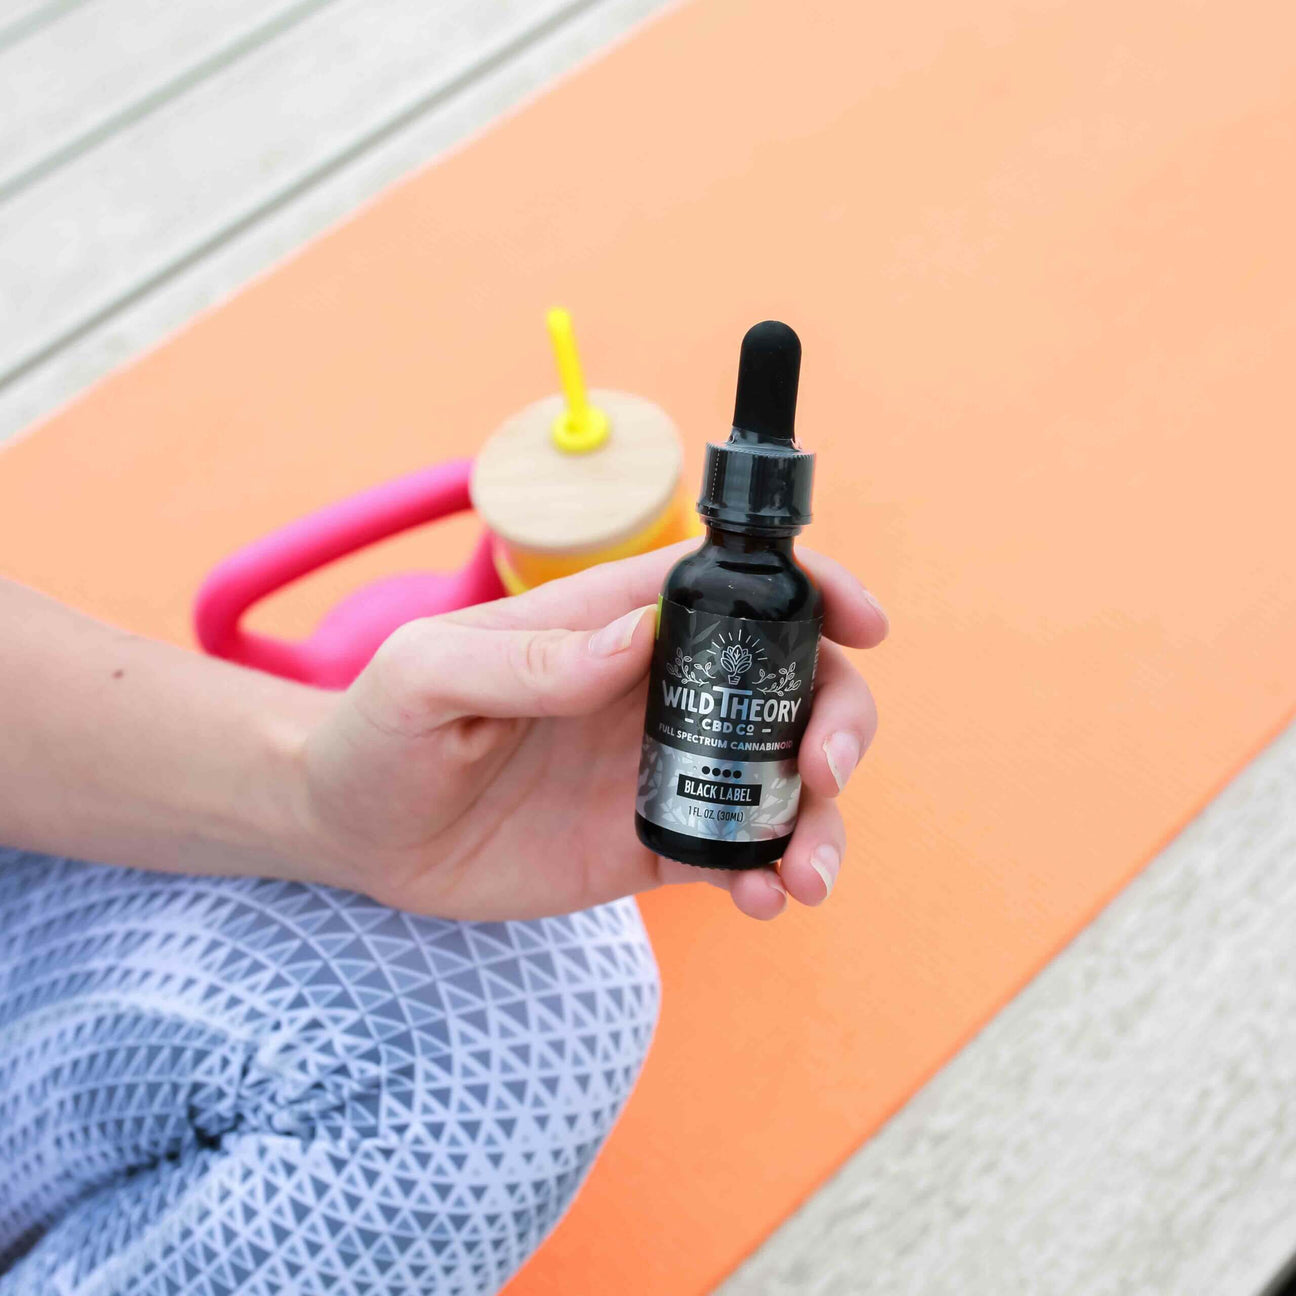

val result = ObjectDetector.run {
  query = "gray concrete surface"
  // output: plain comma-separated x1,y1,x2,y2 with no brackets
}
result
1,4,1293,1293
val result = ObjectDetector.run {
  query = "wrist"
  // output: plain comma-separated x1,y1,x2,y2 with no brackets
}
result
229,682,347,886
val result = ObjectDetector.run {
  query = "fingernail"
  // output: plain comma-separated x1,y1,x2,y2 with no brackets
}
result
823,732,861,791
589,605,653,658
766,871,788,909
809,844,841,898
862,587,890,634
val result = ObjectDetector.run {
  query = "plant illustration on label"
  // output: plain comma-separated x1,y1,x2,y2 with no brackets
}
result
710,628,764,684
663,646,716,688
753,661,803,696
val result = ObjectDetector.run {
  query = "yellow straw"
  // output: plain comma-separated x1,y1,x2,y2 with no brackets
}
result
546,307,609,453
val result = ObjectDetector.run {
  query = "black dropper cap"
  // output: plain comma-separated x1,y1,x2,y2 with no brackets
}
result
697,320,815,533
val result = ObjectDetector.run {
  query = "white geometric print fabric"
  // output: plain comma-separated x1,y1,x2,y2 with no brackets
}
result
0,851,659,1295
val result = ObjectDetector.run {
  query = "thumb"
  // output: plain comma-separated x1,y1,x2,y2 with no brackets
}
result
363,604,657,728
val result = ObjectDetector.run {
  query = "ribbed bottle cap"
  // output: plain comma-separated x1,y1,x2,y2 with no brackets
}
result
698,321,814,533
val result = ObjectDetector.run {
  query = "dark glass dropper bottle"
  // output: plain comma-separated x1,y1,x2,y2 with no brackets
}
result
634,321,822,869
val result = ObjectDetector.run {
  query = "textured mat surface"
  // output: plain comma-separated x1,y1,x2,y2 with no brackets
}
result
2,0,1295,1292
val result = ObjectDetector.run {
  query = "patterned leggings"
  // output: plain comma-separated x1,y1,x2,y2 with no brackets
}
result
0,850,660,1295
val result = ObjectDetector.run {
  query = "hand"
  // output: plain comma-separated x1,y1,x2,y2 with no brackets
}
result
300,542,886,921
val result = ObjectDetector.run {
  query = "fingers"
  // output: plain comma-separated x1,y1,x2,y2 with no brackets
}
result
798,642,878,799
652,790,846,918
725,794,846,915
778,791,845,906
448,541,889,649
447,543,684,633
799,549,889,649
362,604,655,730
729,867,791,920
654,855,790,921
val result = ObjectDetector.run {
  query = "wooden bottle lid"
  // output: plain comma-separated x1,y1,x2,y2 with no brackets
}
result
471,389,683,555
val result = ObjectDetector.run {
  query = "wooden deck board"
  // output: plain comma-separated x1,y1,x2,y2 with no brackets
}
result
0,0,673,442
0,0,95,53
0,0,635,390
0,0,342,203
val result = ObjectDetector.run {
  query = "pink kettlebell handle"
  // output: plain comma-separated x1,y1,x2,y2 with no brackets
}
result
194,459,503,686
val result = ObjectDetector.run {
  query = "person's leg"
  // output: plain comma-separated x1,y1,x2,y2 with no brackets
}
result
0,850,659,1295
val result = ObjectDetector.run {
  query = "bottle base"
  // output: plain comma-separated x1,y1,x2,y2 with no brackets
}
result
635,813,789,870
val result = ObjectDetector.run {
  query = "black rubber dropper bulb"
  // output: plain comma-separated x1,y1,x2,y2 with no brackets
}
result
731,319,801,445
698,320,815,533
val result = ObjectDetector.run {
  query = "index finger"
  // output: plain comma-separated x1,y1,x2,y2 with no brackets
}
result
445,540,888,649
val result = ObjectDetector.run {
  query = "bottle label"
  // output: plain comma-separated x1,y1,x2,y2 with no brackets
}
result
636,601,822,845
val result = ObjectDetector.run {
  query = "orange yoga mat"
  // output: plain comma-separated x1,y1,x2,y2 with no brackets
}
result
4,0,1296,1289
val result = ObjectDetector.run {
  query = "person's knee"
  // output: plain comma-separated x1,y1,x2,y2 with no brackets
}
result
242,893,659,1131
243,896,660,1288
403,900,660,1278
0,867,660,1294
383,898,662,1158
